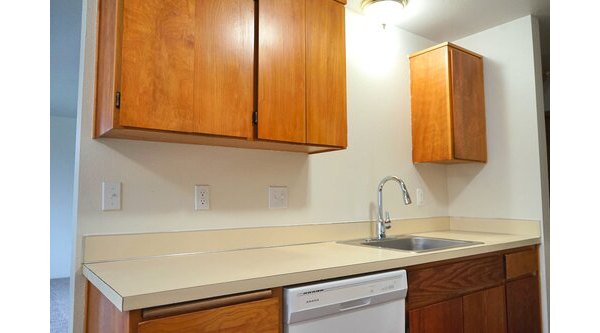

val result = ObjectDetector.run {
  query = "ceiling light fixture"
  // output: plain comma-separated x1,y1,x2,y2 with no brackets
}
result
361,0,409,26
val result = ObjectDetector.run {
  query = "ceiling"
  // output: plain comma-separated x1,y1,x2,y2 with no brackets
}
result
349,0,550,70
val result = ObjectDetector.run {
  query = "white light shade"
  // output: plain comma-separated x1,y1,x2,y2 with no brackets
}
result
363,0,407,25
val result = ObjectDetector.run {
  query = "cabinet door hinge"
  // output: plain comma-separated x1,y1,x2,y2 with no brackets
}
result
253,110,258,125
115,91,121,109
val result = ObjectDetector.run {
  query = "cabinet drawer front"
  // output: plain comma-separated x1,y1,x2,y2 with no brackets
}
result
137,297,280,333
407,255,504,309
505,248,538,280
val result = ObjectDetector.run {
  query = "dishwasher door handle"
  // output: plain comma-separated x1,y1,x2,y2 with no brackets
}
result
339,297,372,312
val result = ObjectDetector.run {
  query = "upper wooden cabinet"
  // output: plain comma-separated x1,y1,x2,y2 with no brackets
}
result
409,42,487,163
94,0,347,154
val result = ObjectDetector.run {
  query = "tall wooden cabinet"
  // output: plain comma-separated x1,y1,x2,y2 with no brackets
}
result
409,42,487,163
94,0,347,153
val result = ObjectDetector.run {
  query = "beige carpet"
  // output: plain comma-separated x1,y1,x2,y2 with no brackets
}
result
50,278,70,333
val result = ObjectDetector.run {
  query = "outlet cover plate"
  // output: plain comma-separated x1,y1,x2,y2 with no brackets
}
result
269,186,288,209
195,185,210,210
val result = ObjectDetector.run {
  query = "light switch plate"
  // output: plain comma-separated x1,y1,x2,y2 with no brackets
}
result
102,182,121,211
416,188,424,206
195,185,210,210
269,186,287,209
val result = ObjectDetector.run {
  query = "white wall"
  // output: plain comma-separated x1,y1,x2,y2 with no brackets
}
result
71,4,443,332
448,16,544,220
449,16,549,332
51,115,76,278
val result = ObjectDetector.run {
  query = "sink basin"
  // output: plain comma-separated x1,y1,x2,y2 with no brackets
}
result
341,236,483,253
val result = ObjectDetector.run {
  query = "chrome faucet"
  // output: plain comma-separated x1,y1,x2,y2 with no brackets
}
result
376,176,412,240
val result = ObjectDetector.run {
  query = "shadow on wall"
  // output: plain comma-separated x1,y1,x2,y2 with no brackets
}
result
98,138,309,212
446,58,510,207
413,163,451,206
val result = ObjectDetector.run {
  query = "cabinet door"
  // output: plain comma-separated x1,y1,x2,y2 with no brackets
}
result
120,0,254,139
138,298,280,333
120,0,196,133
409,298,463,333
463,286,507,333
450,47,486,162
506,276,542,333
193,0,255,139
306,0,347,147
409,46,453,162
258,0,306,143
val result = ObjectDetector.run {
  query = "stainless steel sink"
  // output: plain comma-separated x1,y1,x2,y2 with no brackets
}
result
340,235,483,253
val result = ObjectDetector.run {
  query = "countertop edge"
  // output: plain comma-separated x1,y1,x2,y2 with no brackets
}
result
114,236,540,311
83,265,125,311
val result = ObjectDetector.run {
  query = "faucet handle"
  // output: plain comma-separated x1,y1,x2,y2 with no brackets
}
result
385,211,391,229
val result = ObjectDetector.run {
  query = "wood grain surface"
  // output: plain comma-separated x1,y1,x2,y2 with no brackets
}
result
306,0,347,147
409,297,464,333
506,275,542,333
463,286,507,333
410,46,453,162
193,0,254,139
450,47,487,162
100,127,342,153
137,297,280,333
94,0,121,137
505,247,538,280
86,282,141,333
257,0,306,143
119,0,196,132
407,254,504,309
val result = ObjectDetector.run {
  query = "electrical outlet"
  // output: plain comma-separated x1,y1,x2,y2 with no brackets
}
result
416,188,424,206
102,182,121,211
269,186,288,209
195,185,210,210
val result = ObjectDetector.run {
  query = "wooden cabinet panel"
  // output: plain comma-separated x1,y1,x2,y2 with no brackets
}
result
306,0,347,147
410,46,453,162
409,298,463,333
409,42,486,163
193,0,254,139
95,0,346,153
505,248,538,280
94,0,120,137
407,255,504,309
86,282,141,333
258,0,306,143
506,276,542,333
450,48,487,162
463,286,507,333
120,0,196,133
137,297,280,333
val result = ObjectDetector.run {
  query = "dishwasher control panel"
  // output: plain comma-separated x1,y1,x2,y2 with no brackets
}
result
285,270,407,313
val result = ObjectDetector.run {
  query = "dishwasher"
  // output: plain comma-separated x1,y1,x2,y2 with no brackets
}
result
284,270,407,333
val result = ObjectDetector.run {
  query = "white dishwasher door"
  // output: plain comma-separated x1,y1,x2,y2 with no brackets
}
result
284,270,407,333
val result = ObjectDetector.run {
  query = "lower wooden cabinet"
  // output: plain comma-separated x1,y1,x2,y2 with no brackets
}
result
409,298,464,333
463,286,507,333
86,246,541,333
506,275,542,333
86,283,281,333
407,246,542,333
138,297,279,333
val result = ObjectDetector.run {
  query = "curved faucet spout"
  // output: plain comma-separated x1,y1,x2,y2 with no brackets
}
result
376,176,412,239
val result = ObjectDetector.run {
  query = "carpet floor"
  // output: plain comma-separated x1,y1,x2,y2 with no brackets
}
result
50,278,70,333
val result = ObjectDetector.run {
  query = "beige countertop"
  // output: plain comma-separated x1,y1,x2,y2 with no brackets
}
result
83,229,539,311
